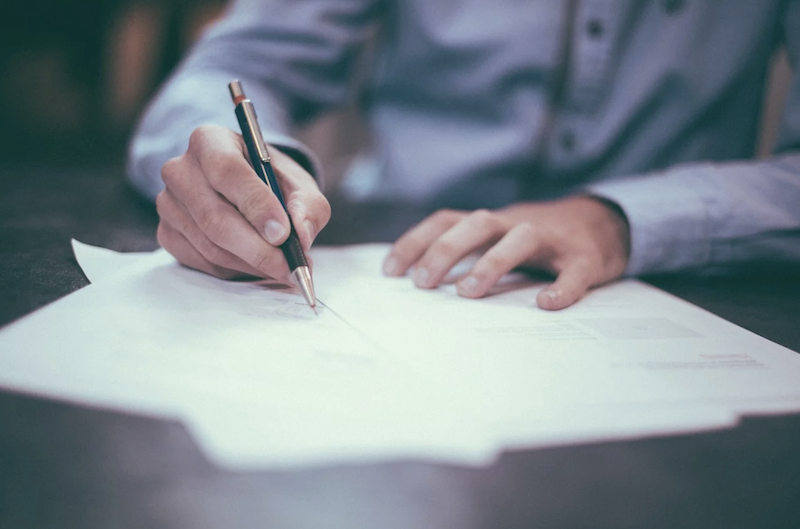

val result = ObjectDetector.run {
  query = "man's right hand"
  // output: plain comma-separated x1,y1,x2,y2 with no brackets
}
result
155,124,331,282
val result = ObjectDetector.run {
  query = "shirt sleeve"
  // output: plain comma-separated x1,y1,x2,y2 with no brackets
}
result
585,156,800,276
584,4,800,277
126,0,381,200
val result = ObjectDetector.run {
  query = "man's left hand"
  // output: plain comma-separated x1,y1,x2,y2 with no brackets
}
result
382,196,631,310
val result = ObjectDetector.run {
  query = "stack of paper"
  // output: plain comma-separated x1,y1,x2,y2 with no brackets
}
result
0,241,798,469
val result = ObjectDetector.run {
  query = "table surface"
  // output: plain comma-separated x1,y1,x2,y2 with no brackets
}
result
1,165,799,529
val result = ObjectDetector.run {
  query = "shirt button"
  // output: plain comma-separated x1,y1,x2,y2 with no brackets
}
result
587,19,604,39
560,129,576,151
663,0,685,14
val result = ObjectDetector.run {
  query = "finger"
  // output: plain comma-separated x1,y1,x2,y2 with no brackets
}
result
157,221,249,280
456,223,542,298
187,126,292,246
383,209,464,277
536,260,596,311
162,153,292,282
412,209,507,288
156,189,265,278
271,148,331,252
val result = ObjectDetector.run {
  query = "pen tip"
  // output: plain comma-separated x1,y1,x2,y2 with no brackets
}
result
292,266,317,314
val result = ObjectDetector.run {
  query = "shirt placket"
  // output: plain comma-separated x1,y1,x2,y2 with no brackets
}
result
544,0,628,173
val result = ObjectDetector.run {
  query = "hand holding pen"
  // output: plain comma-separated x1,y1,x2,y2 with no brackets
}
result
229,80,316,310
153,90,331,305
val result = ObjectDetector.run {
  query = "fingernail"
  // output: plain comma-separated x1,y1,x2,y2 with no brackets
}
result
413,267,430,287
383,256,398,276
541,289,559,304
303,220,316,249
264,220,287,245
458,275,480,296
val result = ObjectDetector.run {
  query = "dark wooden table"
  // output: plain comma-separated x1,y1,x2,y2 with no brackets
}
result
1,165,799,529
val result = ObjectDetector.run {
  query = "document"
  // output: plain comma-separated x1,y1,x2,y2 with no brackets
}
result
0,241,798,469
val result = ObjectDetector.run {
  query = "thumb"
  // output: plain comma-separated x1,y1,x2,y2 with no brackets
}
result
536,260,595,311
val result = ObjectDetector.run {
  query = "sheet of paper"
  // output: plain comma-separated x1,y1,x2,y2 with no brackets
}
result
0,241,798,470
314,247,800,411
3,243,495,466
71,239,155,283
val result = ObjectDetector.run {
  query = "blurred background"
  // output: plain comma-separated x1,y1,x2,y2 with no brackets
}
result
0,0,228,165
0,0,790,179
0,0,365,180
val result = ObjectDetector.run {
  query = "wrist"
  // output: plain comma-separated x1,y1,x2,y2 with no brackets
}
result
580,194,631,271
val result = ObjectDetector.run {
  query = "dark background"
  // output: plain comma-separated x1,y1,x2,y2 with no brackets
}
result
0,0,226,166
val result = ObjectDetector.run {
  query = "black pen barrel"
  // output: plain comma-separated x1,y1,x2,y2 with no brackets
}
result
230,79,316,308
234,103,308,272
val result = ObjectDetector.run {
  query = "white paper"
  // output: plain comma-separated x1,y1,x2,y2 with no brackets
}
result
0,241,798,470
71,239,155,284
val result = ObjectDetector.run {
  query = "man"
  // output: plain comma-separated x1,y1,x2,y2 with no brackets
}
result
128,1,800,310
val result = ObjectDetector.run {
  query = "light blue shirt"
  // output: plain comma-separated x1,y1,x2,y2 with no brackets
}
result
128,0,800,276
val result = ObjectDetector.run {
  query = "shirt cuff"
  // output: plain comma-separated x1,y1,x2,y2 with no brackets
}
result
584,167,715,276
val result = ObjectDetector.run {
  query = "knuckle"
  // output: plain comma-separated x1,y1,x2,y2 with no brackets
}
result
252,249,278,275
205,151,243,187
390,236,415,256
514,222,539,240
470,208,494,225
193,234,239,272
202,244,231,268
467,265,492,285
478,253,505,274
574,257,598,278
160,157,183,187
308,194,332,224
285,198,307,227
188,124,218,151
432,208,460,226
220,149,246,170
238,190,270,217
156,223,171,249
197,207,232,243
430,237,460,258
154,191,168,216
